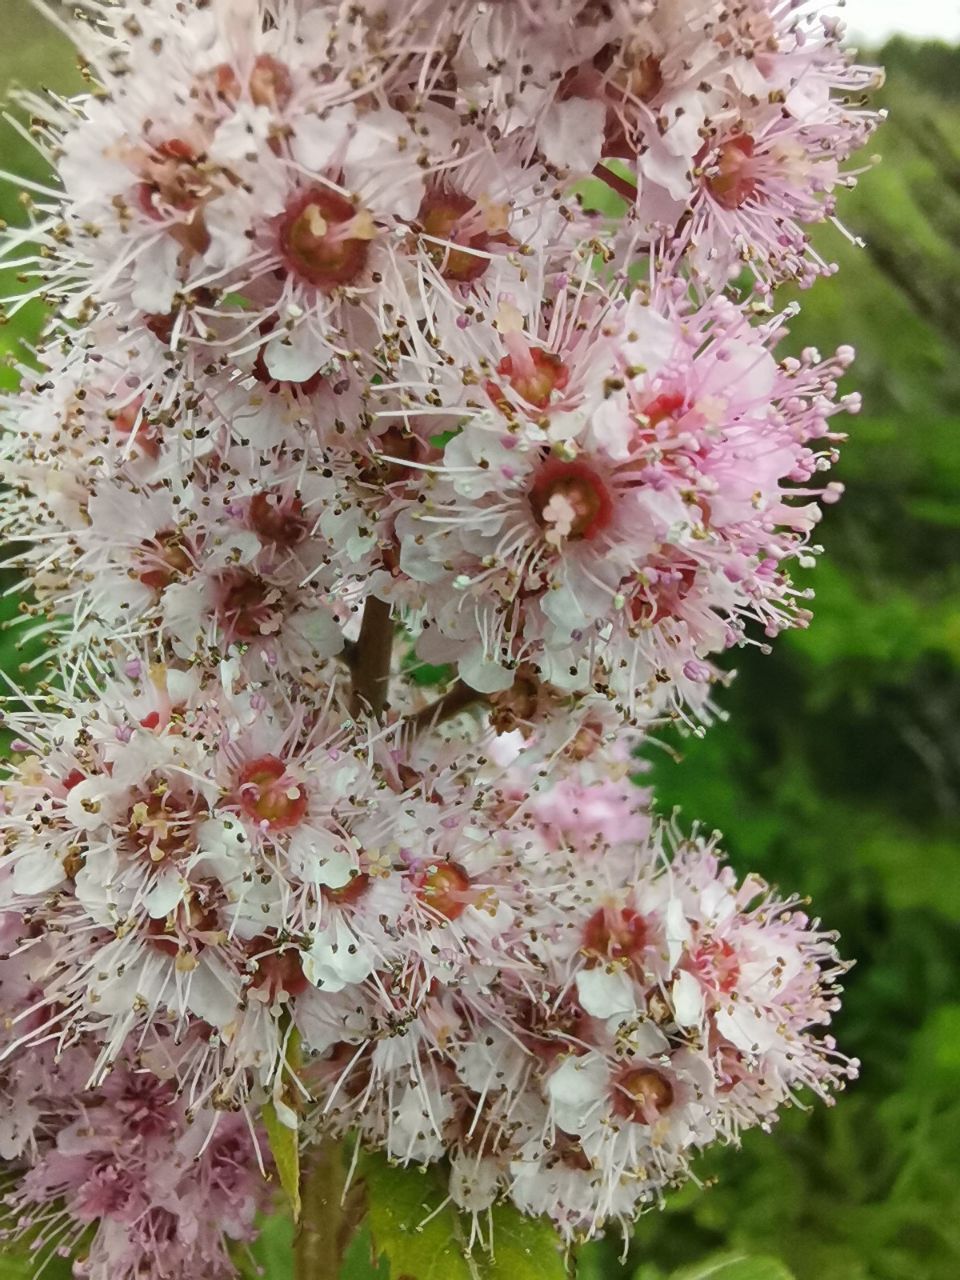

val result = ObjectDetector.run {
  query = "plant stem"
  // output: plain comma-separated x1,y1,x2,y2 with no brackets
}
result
294,1138,363,1280
591,160,638,204
406,679,487,735
294,601,392,1271
349,596,393,719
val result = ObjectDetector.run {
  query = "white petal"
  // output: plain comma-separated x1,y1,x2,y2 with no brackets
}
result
185,956,241,1031
546,1054,607,1134
622,304,678,378
65,778,123,831
672,970,705,1029
144,866,188,918
303,918,373,992
715,1002,781,1055
264,326,332,383
664,897,691,970
458,647,515,694
575,967,637,1021
130,238,181,315
12,849,65,895
271,1087,299,1132
540,98,606,174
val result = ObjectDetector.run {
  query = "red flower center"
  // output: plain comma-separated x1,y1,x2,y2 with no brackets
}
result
128,786,204,864
135,138,211,254
691,938,741,994
249,56,294,110
216,570,283,641
324,873,372,907
487,349,570,413
642,391,686,428
147,896,220,958
137,533,192,593
529,458,613,544
248,492,310,548
278,188,374,290
209,56,293,110
112,397,161,459
623,51,664,104
237,755,308,831
628,560,698,626
705,134,758,211
612,1067,675,1123
247,935,309,998
417,862,474,920
417,191,510,283
581,906,648,965
142,288,216,348
360,425,424,490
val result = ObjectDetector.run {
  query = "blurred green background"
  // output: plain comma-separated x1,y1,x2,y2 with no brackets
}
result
2,5,958,1279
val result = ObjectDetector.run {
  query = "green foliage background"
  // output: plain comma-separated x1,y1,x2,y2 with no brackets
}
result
1,7,958,1278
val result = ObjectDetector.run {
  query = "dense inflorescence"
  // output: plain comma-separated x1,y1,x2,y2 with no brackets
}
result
0,0,879,1273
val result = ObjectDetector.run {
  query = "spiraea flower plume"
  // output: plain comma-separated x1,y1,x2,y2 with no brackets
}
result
0,0,879,1274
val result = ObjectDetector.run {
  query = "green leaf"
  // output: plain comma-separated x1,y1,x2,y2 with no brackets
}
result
429,429,460,449
363,1154,567,1280
405,659,456,689
341,1225,390,1280
263,1100,301,1223
668,1256,797,1280
243,1212,295,1280
486,1200,567,1278
262,1025,304,1221
363,1156,473,1280
0,1249,73,1280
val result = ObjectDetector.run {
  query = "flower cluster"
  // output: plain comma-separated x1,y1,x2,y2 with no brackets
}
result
0,915,271,1279
0,0,878,1274
1,696,854,1247
315,767,856,1241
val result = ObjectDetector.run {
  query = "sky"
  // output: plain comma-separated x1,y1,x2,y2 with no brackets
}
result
835,0,960,42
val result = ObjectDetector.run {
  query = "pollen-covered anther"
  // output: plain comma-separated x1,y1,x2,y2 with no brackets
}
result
236,755,308,831
278,187,376,290
529,458,614,546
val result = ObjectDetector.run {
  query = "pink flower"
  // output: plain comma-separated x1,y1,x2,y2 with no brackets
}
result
0,0,878,1268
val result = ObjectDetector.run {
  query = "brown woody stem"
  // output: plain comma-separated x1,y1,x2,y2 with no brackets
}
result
591,160,639,204
407,679,487,735
296,602,389,1277
348,596,393,720
294,1137,363,1280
